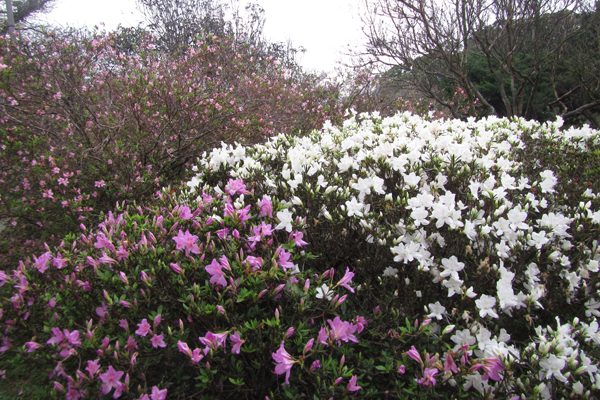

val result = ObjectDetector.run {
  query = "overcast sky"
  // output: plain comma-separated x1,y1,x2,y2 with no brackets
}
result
34,0,367,73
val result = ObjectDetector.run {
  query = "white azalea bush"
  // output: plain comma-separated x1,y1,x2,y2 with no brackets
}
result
186,110,600,398
1,110,599,399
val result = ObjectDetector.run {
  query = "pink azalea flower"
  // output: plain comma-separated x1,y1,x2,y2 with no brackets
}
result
336,267,355,293
226,178,250,195
25,341,41,353
52,253,68,269
177,341,192,357
216,228,229,239
99,365,124,395
416,367,438,386
245,256,263,270
119,319,129,331
0,270,9,287
290,231,308,247
327,317,359,346
258,196,273,218
199,332,228,353
178,206,193,220
33,252,52,273
444,352,459,374
310,360,321,371
150,334,166,348
229,332,244,354
64,329,81,346
125,336,138,353
205,259,227,287
272,341,296,384
481,358,505,381
94,234,115,253
86,359,100,378
276,247,295,271
150,386,167,400
317,327,328,345
46,327,65,345
172,230,200,256
95,303,108,319
347,375,361,392
407,346,423,365
99,253,117,265
135,319,152,337
191,348,203,362
355,316,368,333
116,246,129,261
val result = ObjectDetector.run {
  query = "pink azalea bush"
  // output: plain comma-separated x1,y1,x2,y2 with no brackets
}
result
2,110,600,398
0,27,349,266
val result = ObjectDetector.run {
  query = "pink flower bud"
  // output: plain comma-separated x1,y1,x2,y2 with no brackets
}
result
284,327,295,340
334,377,343,386
170,263,183,275
274,284,285,295
304,279,310,293
53,381,65,392
303,338,314,354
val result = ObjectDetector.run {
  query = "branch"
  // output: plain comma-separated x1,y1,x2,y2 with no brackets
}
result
561,100,600,118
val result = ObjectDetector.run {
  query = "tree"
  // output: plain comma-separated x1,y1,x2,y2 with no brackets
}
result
361,0,597,124
135,0,306,75
0,0,56,35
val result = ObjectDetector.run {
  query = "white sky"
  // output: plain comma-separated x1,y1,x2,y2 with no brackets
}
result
34,0,367,73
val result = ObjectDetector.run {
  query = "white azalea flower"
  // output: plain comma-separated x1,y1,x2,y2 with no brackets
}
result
440,256,465,280
345,197,365,218
315,284,333,301
426,301,446,320
275,209,294,232
476,295,499,318
539,354,568,382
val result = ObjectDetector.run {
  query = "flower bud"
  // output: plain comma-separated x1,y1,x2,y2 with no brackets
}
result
442,325,456,336
304,338,314,354
284,327,295,340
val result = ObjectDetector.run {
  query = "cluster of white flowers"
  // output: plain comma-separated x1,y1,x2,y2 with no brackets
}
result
185,110,600,395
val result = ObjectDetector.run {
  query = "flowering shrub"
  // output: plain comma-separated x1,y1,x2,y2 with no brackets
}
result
0,27,347,266
2,111,600,398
